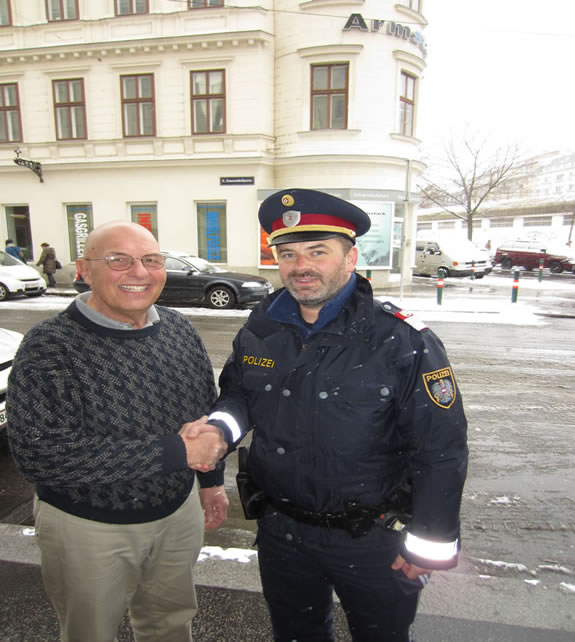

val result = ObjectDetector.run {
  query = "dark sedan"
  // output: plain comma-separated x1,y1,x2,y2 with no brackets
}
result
74,251,274,310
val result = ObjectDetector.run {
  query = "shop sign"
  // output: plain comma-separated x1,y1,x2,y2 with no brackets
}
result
343,14,427,57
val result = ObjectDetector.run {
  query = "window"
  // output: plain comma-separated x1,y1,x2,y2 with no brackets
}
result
311,63,348,130
46,0,78,21
400,0,422,11
197,203,227,262
121,74,155,137
131,204,158,239
191,70,225,134
399,71,416,136
115,0,148,16
53,79,86,140
0,0,11,26
188,0,223,7
523,216,552,227
0,84,22,142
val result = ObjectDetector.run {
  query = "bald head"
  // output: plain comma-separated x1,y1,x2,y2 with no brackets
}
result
83,222,159,259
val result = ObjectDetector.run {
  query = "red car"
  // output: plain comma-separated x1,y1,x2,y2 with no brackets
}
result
494,240,575,273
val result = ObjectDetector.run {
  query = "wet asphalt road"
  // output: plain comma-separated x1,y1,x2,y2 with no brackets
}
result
0,272,574,638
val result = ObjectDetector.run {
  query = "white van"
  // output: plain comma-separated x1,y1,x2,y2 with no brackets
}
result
414,239,492,278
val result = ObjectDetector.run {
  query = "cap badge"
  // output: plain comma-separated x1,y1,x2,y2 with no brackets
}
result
281,194,295,207
282,210,301,227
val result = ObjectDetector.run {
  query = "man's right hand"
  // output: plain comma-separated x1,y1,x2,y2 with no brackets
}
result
179,417,227,472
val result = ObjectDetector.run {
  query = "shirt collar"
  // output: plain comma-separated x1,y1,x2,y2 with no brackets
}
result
75,291,160,330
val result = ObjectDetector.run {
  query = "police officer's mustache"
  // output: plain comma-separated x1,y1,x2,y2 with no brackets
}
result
288,270,323,280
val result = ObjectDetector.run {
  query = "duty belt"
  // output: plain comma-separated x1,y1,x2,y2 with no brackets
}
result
266,496,408,538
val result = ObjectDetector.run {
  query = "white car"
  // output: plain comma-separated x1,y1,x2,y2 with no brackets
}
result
0,250,47,301
0,328,24,431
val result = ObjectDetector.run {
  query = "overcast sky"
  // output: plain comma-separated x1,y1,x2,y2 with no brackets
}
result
419,0,575,159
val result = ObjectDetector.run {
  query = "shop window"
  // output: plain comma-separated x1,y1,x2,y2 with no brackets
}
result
53,79,86,140
0,84,22,142
311,63,348,130
115,0,148,15
131,204,158,239
0,0,11,26
197,203,227,262
46,0,78,21
191,70,225,134
121,74,155,137
399,71,416,136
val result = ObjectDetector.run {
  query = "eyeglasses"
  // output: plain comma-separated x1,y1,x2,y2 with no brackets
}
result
84,253,166,271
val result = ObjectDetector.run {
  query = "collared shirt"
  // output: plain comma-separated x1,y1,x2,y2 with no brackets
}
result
75,291,160,330
267,272,357,341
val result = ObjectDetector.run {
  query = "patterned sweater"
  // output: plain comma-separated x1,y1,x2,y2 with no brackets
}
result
7,302,219,524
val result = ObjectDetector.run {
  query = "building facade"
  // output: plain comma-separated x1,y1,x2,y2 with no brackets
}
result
0,0,427,287
417,151,575,251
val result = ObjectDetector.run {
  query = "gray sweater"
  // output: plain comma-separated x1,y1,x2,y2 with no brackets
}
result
7,302,219,524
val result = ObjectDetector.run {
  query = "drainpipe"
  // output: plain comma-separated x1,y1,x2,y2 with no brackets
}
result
400,159,412,300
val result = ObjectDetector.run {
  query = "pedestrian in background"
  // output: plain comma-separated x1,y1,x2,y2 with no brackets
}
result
35,241,58,287
204,189,468,641
8,221,229,642
4,238,26,262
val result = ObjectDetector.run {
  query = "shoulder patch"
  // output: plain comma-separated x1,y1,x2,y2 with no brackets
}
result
381,301,427,332
422,367,456,409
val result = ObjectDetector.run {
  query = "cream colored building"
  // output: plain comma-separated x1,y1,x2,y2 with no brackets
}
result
0,0,427,287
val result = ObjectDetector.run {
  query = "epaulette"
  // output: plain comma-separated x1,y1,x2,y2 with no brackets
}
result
381,301,427,332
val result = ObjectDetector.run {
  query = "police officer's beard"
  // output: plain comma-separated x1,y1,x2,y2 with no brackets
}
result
284,267,351,309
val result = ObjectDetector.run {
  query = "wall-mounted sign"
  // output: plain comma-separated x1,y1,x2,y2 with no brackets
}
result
220,177,255,185
343,14,427,57
66,204,93,260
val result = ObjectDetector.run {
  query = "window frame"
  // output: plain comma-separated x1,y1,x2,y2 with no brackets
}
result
0,0,12,27
114,0,149,16
190,69,226,135
187,0,223,8
52,78,87,140
120,73,156,138
399,0,422,12
399,70,417,137
310,63,349,131
45,0,79,22
0,83,22,143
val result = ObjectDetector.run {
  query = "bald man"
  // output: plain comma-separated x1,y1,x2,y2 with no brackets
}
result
7,221,228,642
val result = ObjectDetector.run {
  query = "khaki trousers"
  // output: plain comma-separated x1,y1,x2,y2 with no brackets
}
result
34,488,204,642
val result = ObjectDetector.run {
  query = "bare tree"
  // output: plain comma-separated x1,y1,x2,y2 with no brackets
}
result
419,134,521,241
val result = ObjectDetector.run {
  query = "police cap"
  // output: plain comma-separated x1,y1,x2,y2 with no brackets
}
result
259,188,371,247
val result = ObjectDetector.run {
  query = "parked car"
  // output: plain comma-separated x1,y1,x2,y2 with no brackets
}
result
414,239,493,278
0,251,46,301
0,328,24,432
74,251,274,309
494,240,575,273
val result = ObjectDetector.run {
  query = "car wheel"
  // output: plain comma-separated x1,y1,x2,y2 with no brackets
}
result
473,274,484,279
207,285,235,309
437,267,450,278
500,257,513,270
0,283,8,301
549,261,563,274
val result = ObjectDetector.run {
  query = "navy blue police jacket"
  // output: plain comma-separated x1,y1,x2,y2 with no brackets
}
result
210,274,468,569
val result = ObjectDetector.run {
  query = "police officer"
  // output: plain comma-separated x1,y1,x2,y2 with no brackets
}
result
206,189,468,641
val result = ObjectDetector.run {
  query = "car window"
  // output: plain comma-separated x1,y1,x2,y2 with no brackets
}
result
164,257,191,272
185,257,224,273
415,243,425,252
0,251,22,267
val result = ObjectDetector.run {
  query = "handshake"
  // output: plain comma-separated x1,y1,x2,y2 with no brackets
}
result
179,416,228,473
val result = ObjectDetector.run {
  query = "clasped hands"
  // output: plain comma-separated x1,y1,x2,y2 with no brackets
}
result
179,415,228,473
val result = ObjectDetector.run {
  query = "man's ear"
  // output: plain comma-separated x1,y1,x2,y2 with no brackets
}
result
76,258,92,286
347,246,358,272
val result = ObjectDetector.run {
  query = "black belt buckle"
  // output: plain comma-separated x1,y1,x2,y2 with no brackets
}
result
343,500,378,538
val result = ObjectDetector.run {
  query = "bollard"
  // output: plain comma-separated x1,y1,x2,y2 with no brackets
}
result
436,268,445,305
366,269,372,282
470,260,476,280
538,258,544,283
511,270,519,303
